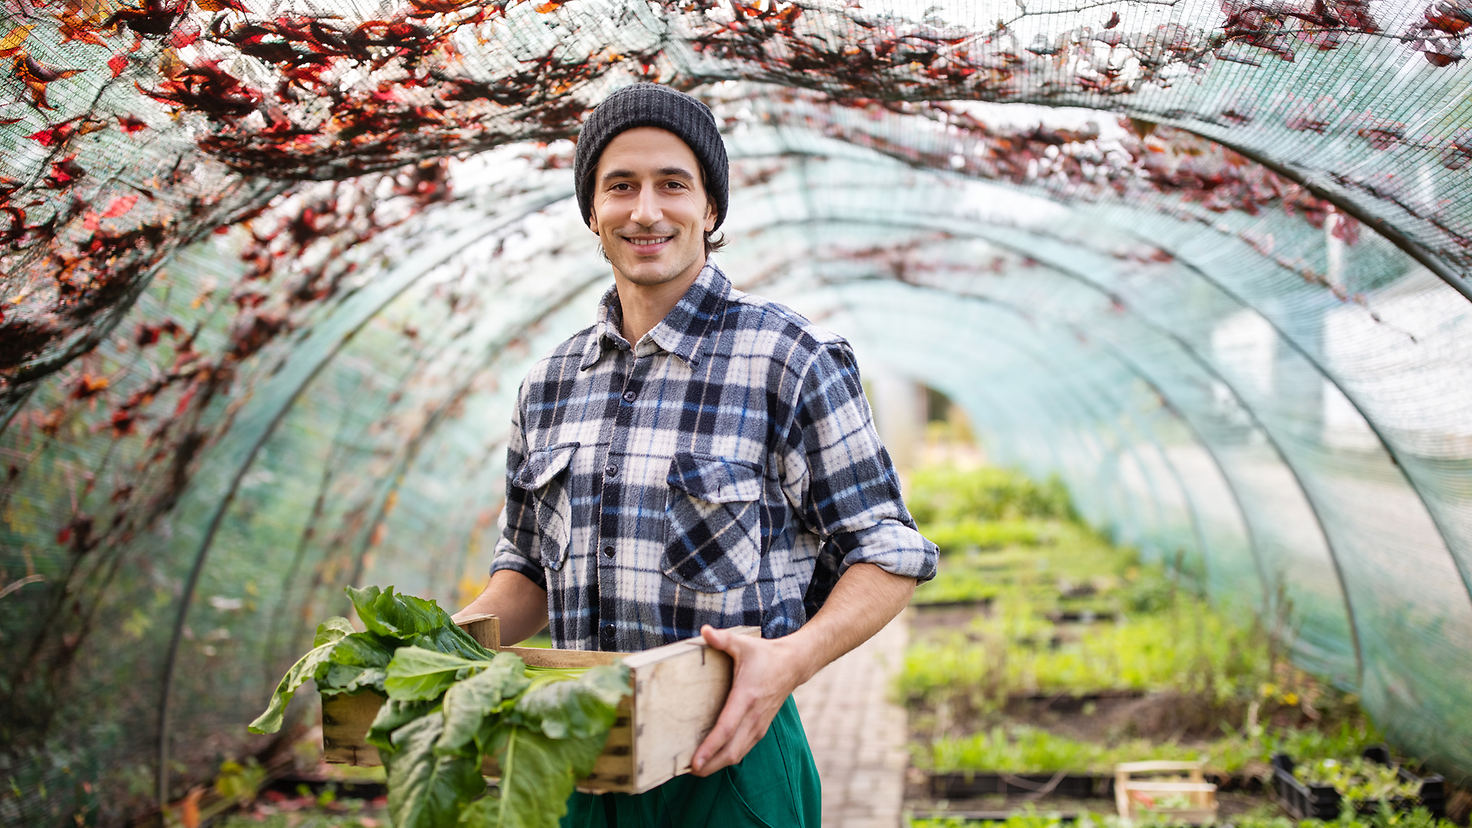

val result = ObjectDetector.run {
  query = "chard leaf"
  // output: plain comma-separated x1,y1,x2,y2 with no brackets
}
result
411,623,494,661
247,618,353,734
314,616,356,647
348,585,465,641
367,698,439,754
435,653,531,758
319,632,395,695
460,724,606,828
386,646,493,701
511,664,630,740
321,664,386,695
384,713,486,828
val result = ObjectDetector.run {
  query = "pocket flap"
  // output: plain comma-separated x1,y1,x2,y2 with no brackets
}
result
668,453,763,504
513,442,578,490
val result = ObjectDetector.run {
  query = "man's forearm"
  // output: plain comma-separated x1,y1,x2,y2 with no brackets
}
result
451,569,549,647
771,561,916,685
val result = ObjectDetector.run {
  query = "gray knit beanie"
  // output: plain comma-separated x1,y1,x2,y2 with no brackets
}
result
574,84,729,230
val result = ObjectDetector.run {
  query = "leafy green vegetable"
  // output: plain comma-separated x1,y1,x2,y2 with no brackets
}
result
512,665,629,740
385,714,487,828
436,654,532,757
385,646,495,701
248,617,356,734
252,587,631,828
319,632,396,696
368,699,441,754
347,586,490,659
462,723,606,828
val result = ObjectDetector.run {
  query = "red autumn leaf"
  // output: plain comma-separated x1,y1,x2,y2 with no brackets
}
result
109,408,138,438
117,114,148,133
83,210,100,232
46,156,86,188
109,53,129,77
29,126,65,146
1105,11,1121,27
101,193,140,218
58,526,72,544
169,17,201,49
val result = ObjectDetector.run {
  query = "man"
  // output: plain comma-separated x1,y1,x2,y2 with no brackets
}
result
454,83,937,826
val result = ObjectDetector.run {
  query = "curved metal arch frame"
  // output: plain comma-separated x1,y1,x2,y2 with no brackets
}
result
153,190,573,808
735,211,1365,680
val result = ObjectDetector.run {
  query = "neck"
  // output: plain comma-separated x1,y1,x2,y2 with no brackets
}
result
613,261,705,344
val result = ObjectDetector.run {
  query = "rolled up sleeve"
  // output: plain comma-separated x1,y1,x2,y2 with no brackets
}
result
784,342,939,587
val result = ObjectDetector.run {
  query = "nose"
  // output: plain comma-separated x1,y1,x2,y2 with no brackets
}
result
630,184,662,226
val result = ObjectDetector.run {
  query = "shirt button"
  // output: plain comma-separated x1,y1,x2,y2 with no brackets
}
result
600,624,615,640
604,464,618,477
622,390,637,403
603,545,615,558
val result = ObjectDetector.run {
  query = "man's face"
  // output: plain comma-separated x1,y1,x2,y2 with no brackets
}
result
588,127,716,291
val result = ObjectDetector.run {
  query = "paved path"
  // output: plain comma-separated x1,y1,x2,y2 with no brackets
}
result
792,611,911,828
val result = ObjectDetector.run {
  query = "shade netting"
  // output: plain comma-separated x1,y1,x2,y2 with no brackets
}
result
1,0,1471,824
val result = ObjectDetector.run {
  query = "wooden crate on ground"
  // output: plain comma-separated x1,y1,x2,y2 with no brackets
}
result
1114,761,1219,824
321,614,756,794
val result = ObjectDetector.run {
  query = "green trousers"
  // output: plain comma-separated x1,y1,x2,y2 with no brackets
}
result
560,696,821,828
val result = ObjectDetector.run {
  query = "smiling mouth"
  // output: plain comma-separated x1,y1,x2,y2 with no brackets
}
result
626,236,673,247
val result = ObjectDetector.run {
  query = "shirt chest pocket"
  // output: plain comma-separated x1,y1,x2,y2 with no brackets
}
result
663,452,764,593
513,442,578,571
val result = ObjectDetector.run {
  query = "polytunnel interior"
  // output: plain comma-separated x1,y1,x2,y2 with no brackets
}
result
3,0,1472,824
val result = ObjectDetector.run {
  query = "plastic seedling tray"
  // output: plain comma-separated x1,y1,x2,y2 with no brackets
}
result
320,614,756,794
1271,746,1446,820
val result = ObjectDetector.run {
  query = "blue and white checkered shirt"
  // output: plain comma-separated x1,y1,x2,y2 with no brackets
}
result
490,263,937,652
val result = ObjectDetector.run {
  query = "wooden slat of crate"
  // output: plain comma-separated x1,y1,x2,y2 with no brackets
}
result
321,615,757,794
1114,761,1218,825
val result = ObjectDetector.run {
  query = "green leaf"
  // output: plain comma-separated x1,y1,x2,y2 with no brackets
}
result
436,653,532,758
247,619,354,734
314,616,356,647
385,646,493,701
319,631,396,695
347,585,467,642
511,664,630,740
461,724,606,828
367,698,440,754
321,664,387,695
384,713,486,828
411,623,495,661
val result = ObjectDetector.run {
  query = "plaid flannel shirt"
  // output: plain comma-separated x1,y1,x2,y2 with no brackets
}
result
490,263,937,652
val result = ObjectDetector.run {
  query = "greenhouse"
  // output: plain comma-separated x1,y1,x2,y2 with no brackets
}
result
1,0,1471,825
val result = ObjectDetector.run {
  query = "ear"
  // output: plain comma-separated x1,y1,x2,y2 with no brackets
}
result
588,206,599,234
704,198,717,233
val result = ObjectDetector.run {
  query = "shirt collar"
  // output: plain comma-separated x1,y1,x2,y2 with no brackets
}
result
580,263,730,371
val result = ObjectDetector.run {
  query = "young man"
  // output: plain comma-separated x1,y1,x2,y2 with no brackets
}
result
455,83,937,826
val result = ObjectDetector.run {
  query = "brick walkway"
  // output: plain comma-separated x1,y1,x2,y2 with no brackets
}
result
792,612,911,828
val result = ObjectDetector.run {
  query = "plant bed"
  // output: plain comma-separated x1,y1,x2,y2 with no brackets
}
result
915,596,997,611
917,766,1262,799
1272,746,1445,820
1045,609,1118,624
925,770,1114,799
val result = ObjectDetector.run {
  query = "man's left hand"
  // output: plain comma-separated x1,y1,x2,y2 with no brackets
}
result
689,625,813,777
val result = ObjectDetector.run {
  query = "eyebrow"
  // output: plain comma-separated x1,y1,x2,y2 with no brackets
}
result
601,166,698,183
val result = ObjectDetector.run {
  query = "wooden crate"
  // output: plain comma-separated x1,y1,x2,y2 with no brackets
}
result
1114,761,1219,824
321,614,756,794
